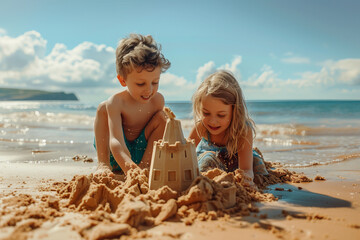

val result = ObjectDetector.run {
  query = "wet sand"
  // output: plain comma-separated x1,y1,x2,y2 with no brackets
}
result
0,153,359,240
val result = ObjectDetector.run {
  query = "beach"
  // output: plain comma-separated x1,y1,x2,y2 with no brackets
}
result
0,151,359,240
1,100,360,239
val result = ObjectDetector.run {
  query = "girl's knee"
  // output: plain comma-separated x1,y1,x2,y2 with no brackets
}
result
253,155,269,175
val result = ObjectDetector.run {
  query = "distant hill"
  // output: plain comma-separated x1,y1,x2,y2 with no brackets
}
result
0,88,78,101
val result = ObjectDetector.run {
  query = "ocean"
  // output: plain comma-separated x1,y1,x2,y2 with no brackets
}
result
0,100,359,168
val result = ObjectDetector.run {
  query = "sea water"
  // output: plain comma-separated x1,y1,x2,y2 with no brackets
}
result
0,100,359,168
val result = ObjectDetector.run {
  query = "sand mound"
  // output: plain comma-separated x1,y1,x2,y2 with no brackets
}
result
54,162,311,227
0,162,314,239
56,168,258,226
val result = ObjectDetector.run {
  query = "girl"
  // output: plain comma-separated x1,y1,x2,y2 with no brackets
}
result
189,70,268,182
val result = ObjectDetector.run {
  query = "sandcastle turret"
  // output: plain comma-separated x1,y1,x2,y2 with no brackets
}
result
149,107,200,193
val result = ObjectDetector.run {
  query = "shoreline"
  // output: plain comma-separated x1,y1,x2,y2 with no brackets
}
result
1,152,359,240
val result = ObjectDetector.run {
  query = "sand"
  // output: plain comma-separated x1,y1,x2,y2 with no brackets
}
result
0,154,360,240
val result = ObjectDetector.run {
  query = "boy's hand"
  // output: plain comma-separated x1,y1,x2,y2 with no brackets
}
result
123,161,141,175
138,160,151,170
94,162,114,177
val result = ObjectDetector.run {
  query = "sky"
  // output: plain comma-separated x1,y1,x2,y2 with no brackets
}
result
0,0,359,103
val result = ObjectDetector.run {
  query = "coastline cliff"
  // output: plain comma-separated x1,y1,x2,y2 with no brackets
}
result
0,88,78,101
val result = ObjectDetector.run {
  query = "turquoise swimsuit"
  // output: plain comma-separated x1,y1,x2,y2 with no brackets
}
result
196,134,268,175
94,129,147,172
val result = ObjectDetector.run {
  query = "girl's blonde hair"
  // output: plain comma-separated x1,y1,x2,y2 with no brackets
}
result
192,70,255,157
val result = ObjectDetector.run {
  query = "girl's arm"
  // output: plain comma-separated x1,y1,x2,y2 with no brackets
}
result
188,121,203,146
238,128,254,180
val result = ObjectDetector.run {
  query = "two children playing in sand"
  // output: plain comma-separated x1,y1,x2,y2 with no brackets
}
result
94,34,267,184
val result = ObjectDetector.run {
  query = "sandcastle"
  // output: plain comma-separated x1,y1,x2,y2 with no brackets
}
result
149,107,200,193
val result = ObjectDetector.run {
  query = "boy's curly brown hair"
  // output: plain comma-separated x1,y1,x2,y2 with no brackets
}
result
115,34,171,78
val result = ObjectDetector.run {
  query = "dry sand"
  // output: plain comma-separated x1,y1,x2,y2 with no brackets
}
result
0,154,359,240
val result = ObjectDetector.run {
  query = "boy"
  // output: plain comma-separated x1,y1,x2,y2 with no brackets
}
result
94,34,171,176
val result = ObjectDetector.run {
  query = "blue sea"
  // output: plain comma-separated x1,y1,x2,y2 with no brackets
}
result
0,100,359,168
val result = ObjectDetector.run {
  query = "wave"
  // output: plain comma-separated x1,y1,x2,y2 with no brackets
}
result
0,101,43,110
179,120,360,138
0,101,98,116
256,124,360,137
279,152,360,168
0,111,94,126
260,143,348,153
63,104,97,111
0,137,92,145
256,138,320,146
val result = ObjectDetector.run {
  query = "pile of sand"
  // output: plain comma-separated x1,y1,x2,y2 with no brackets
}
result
0,162,315,240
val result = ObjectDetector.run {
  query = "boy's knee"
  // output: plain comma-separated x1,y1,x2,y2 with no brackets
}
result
145,110,167,140
152,110,167,127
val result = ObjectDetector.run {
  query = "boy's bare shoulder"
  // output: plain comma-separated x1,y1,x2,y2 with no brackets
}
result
106,91,128,110
150,92,165,109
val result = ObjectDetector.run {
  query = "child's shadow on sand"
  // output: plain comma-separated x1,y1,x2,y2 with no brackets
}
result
264,183,351,208
227,183,352,228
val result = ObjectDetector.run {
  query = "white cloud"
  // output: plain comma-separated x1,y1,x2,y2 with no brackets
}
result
0,31,47,71
0,28,6,36
39,42,114,84
161,72,188,87
244,65,280,89
244,58,360,93
0,30,248,101
281,52,310,64
159,73,196,100
194,56,243,85
159,57,245,101
329,59,360,85
294,59,360,87
195,61,216,85
218,55,242,80
0,30,115,91
162,57,360,100
1,30,358,101
282,57,310,64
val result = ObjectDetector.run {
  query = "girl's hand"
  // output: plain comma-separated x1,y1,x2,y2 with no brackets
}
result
243,170,258,190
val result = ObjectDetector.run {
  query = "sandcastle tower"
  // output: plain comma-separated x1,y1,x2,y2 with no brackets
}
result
149,107,200,193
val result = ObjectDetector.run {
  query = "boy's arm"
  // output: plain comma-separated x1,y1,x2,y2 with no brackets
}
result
106,96,139,174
